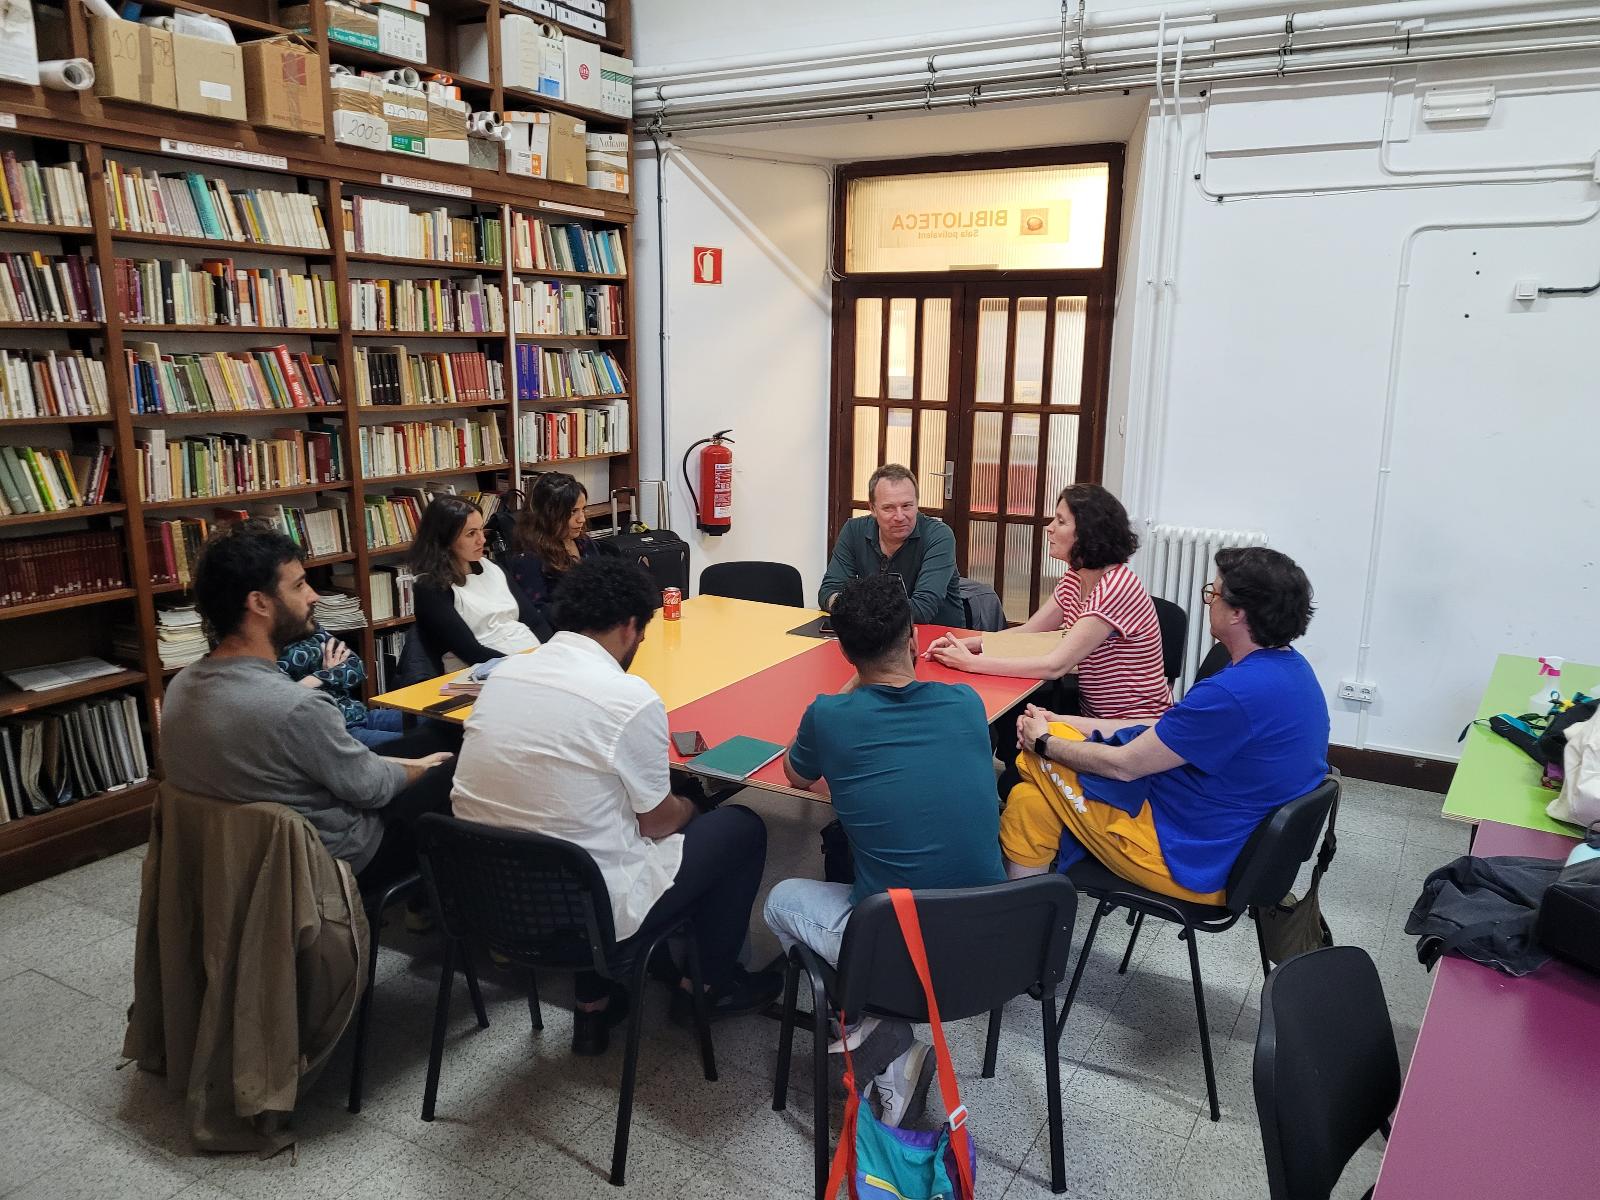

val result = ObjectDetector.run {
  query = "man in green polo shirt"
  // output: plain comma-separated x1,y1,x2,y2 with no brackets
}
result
819,463,965,626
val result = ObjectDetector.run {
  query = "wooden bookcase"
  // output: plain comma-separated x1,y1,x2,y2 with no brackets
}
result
0,0,637,890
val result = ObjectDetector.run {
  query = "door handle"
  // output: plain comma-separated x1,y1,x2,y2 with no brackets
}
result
930,460,955,500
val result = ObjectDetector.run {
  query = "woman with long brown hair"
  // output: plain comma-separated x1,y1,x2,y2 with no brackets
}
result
409,494,549,672
506,472,599,622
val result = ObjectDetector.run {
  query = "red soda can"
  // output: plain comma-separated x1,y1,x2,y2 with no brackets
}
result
663,587,682,620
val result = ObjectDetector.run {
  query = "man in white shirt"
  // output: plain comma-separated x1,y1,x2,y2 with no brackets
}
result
451,556,782,1055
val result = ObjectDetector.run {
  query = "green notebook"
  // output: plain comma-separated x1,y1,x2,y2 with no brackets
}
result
689,735,787,782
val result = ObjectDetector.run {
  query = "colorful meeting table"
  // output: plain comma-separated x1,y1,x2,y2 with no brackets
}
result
370,594,1046,798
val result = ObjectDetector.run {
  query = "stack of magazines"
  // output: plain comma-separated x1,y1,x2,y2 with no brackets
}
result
313,592,367,631
440,657,505,697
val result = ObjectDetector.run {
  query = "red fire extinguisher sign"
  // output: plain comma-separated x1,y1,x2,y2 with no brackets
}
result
692,246,723,285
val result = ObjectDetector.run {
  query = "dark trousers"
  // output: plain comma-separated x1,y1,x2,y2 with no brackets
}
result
355,730,459,892
575,804,768,1003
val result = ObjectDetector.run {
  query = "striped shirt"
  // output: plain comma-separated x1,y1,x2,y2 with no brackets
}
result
1053,563,1172,719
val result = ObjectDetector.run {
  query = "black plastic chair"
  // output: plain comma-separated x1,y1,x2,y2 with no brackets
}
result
1255,946,1399,1200
1152,597,1188,686
772,877,1079,1198
346,870,489,1113
414,814,716,1187
1194,640,1230,685
1056,775,1340,1121
699,560,804,608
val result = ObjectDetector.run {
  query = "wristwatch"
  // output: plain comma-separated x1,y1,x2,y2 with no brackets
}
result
1033,731,1052,760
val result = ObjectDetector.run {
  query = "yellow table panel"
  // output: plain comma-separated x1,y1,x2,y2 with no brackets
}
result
371,594,824,722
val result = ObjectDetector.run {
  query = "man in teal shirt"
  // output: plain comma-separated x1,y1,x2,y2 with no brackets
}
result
766,574,1005,1129
819,463,965,626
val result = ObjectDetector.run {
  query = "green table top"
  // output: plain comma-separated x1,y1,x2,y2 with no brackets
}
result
1443,653,1599,834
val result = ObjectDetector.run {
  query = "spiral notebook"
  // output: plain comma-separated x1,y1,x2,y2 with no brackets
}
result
688,735,787,782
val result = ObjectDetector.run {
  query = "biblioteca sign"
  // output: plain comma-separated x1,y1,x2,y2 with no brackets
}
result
845,162,1111,273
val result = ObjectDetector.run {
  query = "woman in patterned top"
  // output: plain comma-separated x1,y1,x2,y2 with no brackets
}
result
928,484,1171,719
277,625,408,748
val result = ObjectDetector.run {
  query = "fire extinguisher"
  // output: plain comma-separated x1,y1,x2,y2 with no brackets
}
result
683,429,734,535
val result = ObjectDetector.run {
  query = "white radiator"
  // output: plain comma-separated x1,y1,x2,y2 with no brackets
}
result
1136,525,1268,697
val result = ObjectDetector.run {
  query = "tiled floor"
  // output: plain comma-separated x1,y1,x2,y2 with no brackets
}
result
0,777,1467,1199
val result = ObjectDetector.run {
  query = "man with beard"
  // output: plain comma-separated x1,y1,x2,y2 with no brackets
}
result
450,556,782,1056
161,521,455,890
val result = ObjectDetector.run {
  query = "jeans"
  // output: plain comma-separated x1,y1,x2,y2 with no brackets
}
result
349,708,407,749
575,804,768,1003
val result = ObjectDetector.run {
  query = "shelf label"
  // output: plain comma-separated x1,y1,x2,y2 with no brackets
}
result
381,173,473,199
0,113,16,130
538,199,608,219
158,139,287,171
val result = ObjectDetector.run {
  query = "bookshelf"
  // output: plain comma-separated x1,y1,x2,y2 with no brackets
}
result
0,0,638,890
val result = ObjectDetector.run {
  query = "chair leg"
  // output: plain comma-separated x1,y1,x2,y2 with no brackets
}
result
526,968,543,1032
1181,925,1220,1122
806,966,831,1200
1056,898,1111,1043
1041,989,1066,1194
420,938,456,1121
1117,912,1145,975
462,953,489,1029
683,929,717,1082
1252,907,1273,978
772,953,800,1111
347,900,385,1113
610,951,655,1187
982,1006,1003,1079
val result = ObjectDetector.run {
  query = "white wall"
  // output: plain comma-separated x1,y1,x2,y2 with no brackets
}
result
629,8,1600,760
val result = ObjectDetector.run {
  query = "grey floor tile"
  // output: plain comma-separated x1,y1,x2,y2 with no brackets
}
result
0,1065,47,1116
200,1106,410,1200
4,1131,199,1200
0,968,98,1039
1005,1101,1185,1199
0,1094,116,1195
0,951,25,983
0,994,127,1088
38,929,138,1010
38,850,146,920
0,898,131,973
336,1142,512,1200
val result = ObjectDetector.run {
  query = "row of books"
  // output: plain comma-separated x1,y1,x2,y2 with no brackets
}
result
134,427,345,503
514,346,627,400
366,565,417,622
146,518,211,589
343,198,504,265
0,694,150,823
127,343,341,414
0,443,114,517
358,417,507,479
115,258,338,330
519,400,630,463
512,280,624,337
353,346,504,406
0,530,127,609
0,250,104,324
0,349,110,419
0,153,92,228
363,490,425,550
511,214,626,277
372,628,408,693
104,161,330,250
349,277,504,335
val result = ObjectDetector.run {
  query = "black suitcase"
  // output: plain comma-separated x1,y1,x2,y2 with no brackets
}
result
596,485,690,603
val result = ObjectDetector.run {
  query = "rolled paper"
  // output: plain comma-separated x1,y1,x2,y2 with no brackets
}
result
40,59,95,92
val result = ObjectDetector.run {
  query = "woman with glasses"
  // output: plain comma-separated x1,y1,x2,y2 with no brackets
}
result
928,484,1171,719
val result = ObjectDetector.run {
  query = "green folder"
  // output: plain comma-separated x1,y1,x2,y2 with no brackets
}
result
689,735,787,782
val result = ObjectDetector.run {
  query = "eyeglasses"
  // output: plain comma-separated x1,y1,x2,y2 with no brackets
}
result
1201,582,1222,606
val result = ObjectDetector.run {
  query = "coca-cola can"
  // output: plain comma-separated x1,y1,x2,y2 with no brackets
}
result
663,587,682,620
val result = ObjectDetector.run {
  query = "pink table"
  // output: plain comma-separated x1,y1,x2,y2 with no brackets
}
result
1373,819,1600,1199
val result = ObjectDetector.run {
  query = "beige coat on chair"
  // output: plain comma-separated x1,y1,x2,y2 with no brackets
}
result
122,784,369,1153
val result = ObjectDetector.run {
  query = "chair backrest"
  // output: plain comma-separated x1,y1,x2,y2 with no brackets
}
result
1194,640,1230,684
1224,775,1340,915
698,560,804,607
1151,597,1188,684
1254,946,1401,1200
397,627,444,687
958,577,1006,632
832,876,1077,1024
415,813,616,972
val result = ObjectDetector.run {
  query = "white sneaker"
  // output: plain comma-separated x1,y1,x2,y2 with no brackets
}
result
872,1041,934,1129
828,1015,880,1055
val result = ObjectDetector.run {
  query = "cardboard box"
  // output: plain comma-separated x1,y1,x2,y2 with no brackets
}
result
89,17,176,109
585,169,628,194
242,38,324,135
173,32,248,121
2,0,41,87
554,5,605,38
599,52,632,119
427,95,469,164
585,151,627,172
565,0,605,17
331,73,388,151
284,2,379,52
377,0,429,63
505,111,551,178
562,36,602,112
499,15,563,98
382,81,429,155
548,111,587,184
585,131,628,154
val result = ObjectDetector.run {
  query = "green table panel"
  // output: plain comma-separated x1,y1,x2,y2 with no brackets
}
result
1442,653,1600,834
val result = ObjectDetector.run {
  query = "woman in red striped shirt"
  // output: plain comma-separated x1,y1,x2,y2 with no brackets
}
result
928,484,1171,719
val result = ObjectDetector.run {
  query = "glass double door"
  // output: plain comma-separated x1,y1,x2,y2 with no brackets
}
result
833,281,1108,622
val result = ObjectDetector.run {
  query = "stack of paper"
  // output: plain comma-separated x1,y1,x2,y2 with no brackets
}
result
313,591,367,631
440,657,506,697
3,657,122,693
155,606,208,670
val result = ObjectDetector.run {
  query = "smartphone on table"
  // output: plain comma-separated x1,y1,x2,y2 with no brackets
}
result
671,730,709,757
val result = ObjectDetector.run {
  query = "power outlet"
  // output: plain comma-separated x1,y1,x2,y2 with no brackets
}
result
1338,680,1378,704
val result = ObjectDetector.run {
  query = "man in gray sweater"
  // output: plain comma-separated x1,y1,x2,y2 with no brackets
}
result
163,521,454,888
